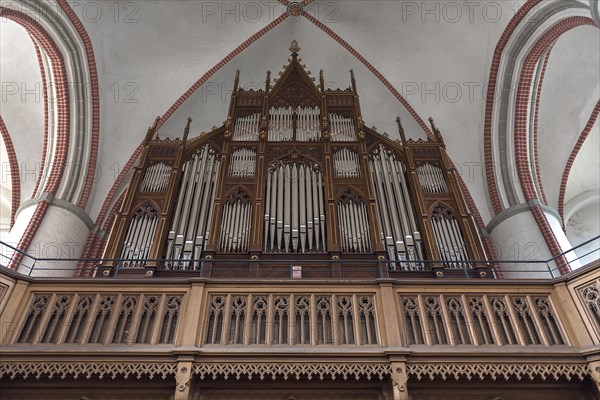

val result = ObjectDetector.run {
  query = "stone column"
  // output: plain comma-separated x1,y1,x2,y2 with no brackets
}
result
9,198,93,277
487,202,577,278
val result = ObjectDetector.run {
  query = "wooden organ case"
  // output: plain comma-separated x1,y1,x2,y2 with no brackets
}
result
101,43,492,279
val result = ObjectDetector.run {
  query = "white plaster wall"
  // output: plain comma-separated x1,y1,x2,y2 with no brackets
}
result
0,21,45,202
16,206,89,277
566,202,600,266
489,210,556,278
565,119,600,204
545,210,581,270
538,25,600,211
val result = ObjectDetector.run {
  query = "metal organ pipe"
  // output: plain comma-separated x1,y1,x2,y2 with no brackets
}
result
140,162,172,192
268,107,293,141
228,148,256,177
329,113,356,141
317,172,326,250
333,148,360,178
233,113,260,141
296,106,320,141
369,145,423,270
417,163,448,193
165,145,220,269
264,163,326,253
337,195,371,253
119,204,158,268
218,195,253,253
430,209,469,269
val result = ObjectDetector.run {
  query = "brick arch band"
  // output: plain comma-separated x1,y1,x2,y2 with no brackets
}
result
513,16,597,274
1,1,100,270
0,7,70,270
0,116,20,228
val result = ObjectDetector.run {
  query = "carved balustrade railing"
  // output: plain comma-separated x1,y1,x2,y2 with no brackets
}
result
1,263,598,350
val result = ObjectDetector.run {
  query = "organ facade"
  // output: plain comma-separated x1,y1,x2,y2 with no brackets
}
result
100,42,491,280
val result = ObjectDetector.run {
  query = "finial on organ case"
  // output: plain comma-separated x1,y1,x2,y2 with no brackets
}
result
319,69,325,92
428,117,446,148
396,116,407,145
233,69,240,92
145,116,161,143
350,69,356,92
289,40,300,58
182,117,192,143
265,70,271,93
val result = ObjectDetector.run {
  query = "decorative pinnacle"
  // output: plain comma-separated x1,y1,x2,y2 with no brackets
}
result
319,69,325,92
289,40,300,56
396,116,406,145
428,117,436,129
145,116,161,142
233,69,240,92
428,117,445,148
182,117,192,142
265,70,271,93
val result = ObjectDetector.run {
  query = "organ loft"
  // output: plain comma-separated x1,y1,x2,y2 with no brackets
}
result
100,41,491,279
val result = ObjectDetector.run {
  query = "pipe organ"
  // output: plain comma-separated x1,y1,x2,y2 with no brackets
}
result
101,43,490,279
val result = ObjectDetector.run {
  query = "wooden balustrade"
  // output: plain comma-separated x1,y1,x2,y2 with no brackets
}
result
1,264,598,350
1,264,599,399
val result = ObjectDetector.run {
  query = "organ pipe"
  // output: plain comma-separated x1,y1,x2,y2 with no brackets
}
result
264,162,326,252
337,192,371,253
329,113,356,141
219,196,252,253
233,113,260,141
430,207,470,268
296,106,321,141
164,145,220,270
269,106,294,141
333,148,360,177
268,106,320,141
370,145,424,270
417,163,448,193
228,148,256,177
140,162,172,192
119,204,158,268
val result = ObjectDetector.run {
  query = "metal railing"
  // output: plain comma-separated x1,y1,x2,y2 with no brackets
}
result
0,235,598,279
